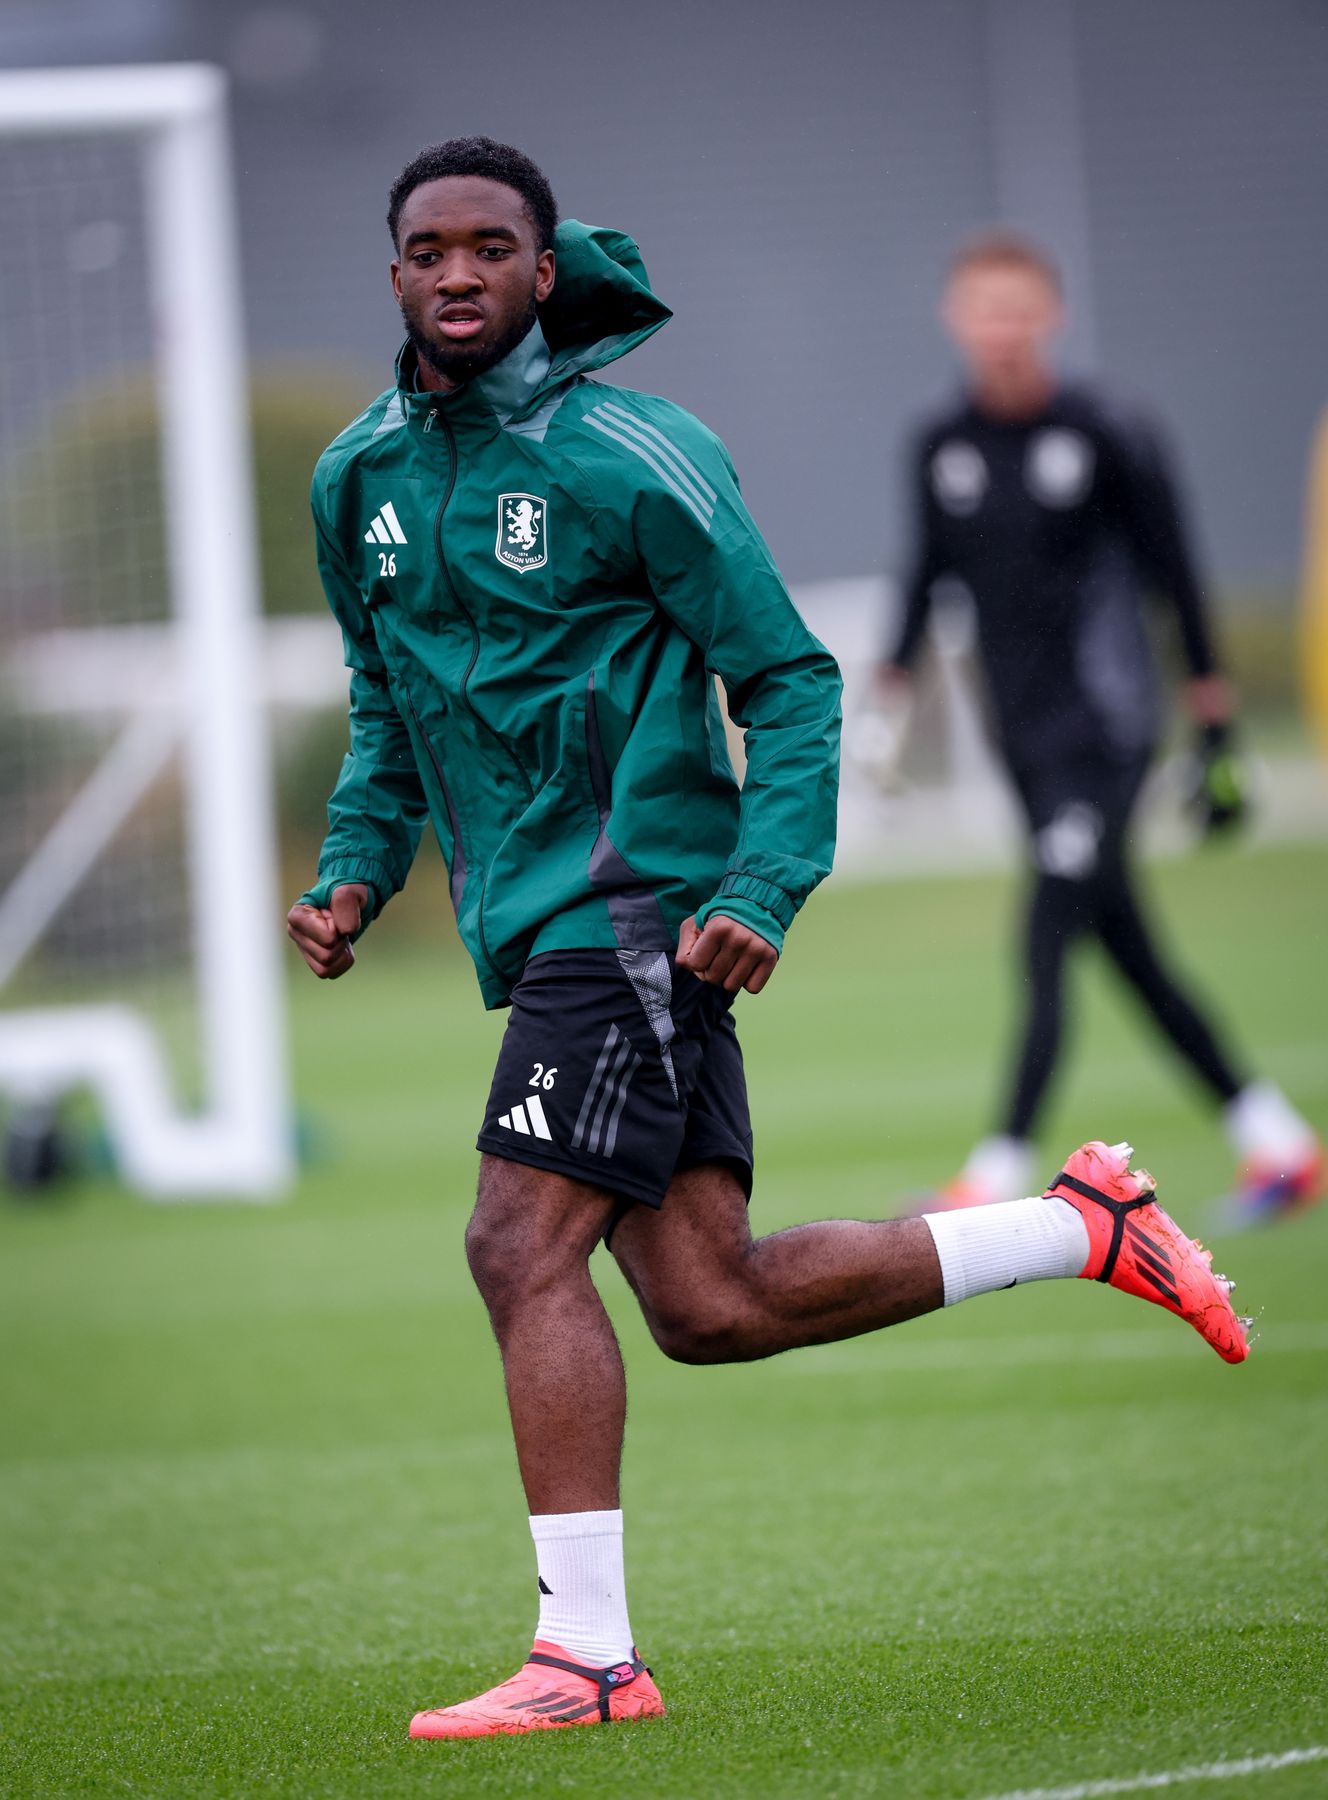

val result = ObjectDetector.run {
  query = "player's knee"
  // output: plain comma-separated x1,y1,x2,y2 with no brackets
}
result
651,1313,733,1364
464,1204,555,1308
464,1206,517,1309
466,1159,602,1312
464,1176,531,1304
646,1296,750,1365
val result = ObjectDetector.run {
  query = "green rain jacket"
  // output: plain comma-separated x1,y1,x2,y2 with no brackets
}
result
299,221,842,1008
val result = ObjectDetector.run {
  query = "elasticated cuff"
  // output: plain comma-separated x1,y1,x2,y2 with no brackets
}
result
709,870,797,930
296,859,393,936
693,894,785,957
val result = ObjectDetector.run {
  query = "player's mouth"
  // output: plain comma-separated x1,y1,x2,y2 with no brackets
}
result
436,306,486,341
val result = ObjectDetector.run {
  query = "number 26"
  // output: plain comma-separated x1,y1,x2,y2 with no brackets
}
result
378,551,396,577
530,1063,557,1090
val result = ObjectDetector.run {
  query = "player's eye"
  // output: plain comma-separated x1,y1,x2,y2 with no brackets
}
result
478,245,512,260
411,252,438,266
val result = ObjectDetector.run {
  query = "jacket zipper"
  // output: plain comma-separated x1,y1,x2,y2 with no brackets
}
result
428,405,535,804
421,403,528,985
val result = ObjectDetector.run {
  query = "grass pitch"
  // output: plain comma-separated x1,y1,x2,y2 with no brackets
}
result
1,841,1325,1799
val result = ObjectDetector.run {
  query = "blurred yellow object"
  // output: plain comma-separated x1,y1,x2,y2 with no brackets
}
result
1303,408,1328,759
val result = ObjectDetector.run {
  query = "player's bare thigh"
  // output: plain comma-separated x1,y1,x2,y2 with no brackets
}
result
610,1161,755,1357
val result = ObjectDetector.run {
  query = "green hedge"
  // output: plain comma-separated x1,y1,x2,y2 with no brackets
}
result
2,368,374,624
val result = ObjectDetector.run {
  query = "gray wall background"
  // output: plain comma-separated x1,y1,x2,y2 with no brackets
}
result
4,0,1326,588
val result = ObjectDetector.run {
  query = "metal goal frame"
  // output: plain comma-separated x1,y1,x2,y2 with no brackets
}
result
0,64,290,1197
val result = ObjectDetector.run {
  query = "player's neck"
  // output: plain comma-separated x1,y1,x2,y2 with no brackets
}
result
416,360,460,394
970,366,1057,422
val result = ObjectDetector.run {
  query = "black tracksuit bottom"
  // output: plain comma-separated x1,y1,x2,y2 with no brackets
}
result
1001,751,1245,1139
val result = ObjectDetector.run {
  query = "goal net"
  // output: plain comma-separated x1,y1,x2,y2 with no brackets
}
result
0,65,289,1197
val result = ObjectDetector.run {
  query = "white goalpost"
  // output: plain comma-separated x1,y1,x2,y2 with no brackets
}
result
0,65,290,1197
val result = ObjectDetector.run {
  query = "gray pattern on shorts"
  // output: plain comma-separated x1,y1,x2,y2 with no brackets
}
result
615,948,678,1098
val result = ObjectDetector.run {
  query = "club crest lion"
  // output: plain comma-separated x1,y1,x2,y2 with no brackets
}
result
496,492,548,571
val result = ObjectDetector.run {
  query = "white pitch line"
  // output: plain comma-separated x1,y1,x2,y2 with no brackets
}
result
787,1322,1328,1377
975,1744,1328,1800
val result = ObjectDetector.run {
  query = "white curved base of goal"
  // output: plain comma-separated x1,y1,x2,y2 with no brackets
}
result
0,1007,289,1199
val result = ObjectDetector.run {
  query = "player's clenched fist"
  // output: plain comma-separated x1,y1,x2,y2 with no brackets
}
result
286,882,370,980
676,913,778,995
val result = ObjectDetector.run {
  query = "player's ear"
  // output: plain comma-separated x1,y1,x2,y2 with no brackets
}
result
535,248,555,304
390,259,403,301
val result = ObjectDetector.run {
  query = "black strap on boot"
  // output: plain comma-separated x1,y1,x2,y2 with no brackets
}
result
526,1649,651,1722
1050,1168,1156,1285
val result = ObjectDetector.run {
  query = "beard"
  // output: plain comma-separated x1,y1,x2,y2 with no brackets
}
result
400,289,539,387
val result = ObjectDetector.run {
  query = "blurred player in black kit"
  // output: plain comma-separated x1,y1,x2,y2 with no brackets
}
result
875,233,1322,1221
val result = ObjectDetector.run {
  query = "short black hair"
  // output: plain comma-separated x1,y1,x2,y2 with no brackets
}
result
387,137,558,252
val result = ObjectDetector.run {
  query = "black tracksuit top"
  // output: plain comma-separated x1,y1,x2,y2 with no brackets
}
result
886,384,1218,771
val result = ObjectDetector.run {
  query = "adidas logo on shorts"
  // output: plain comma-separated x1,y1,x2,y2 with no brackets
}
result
497,1095,554,1140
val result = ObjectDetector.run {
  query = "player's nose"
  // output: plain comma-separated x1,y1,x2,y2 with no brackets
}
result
436,258,482,293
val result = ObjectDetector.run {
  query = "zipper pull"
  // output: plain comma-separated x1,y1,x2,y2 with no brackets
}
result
424,407,439,433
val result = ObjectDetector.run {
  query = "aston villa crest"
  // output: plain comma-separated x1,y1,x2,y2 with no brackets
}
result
496,492,548,571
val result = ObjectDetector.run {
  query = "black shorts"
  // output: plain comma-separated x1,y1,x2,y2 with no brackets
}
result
476,949,754,1213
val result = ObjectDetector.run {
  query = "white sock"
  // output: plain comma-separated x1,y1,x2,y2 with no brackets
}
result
1223,1082,1316,1166
923,1195,1090,1306
530,1509,633,1666
960,1135,1034,1204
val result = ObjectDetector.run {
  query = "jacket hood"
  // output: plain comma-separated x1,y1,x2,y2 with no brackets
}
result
537,219,672,380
